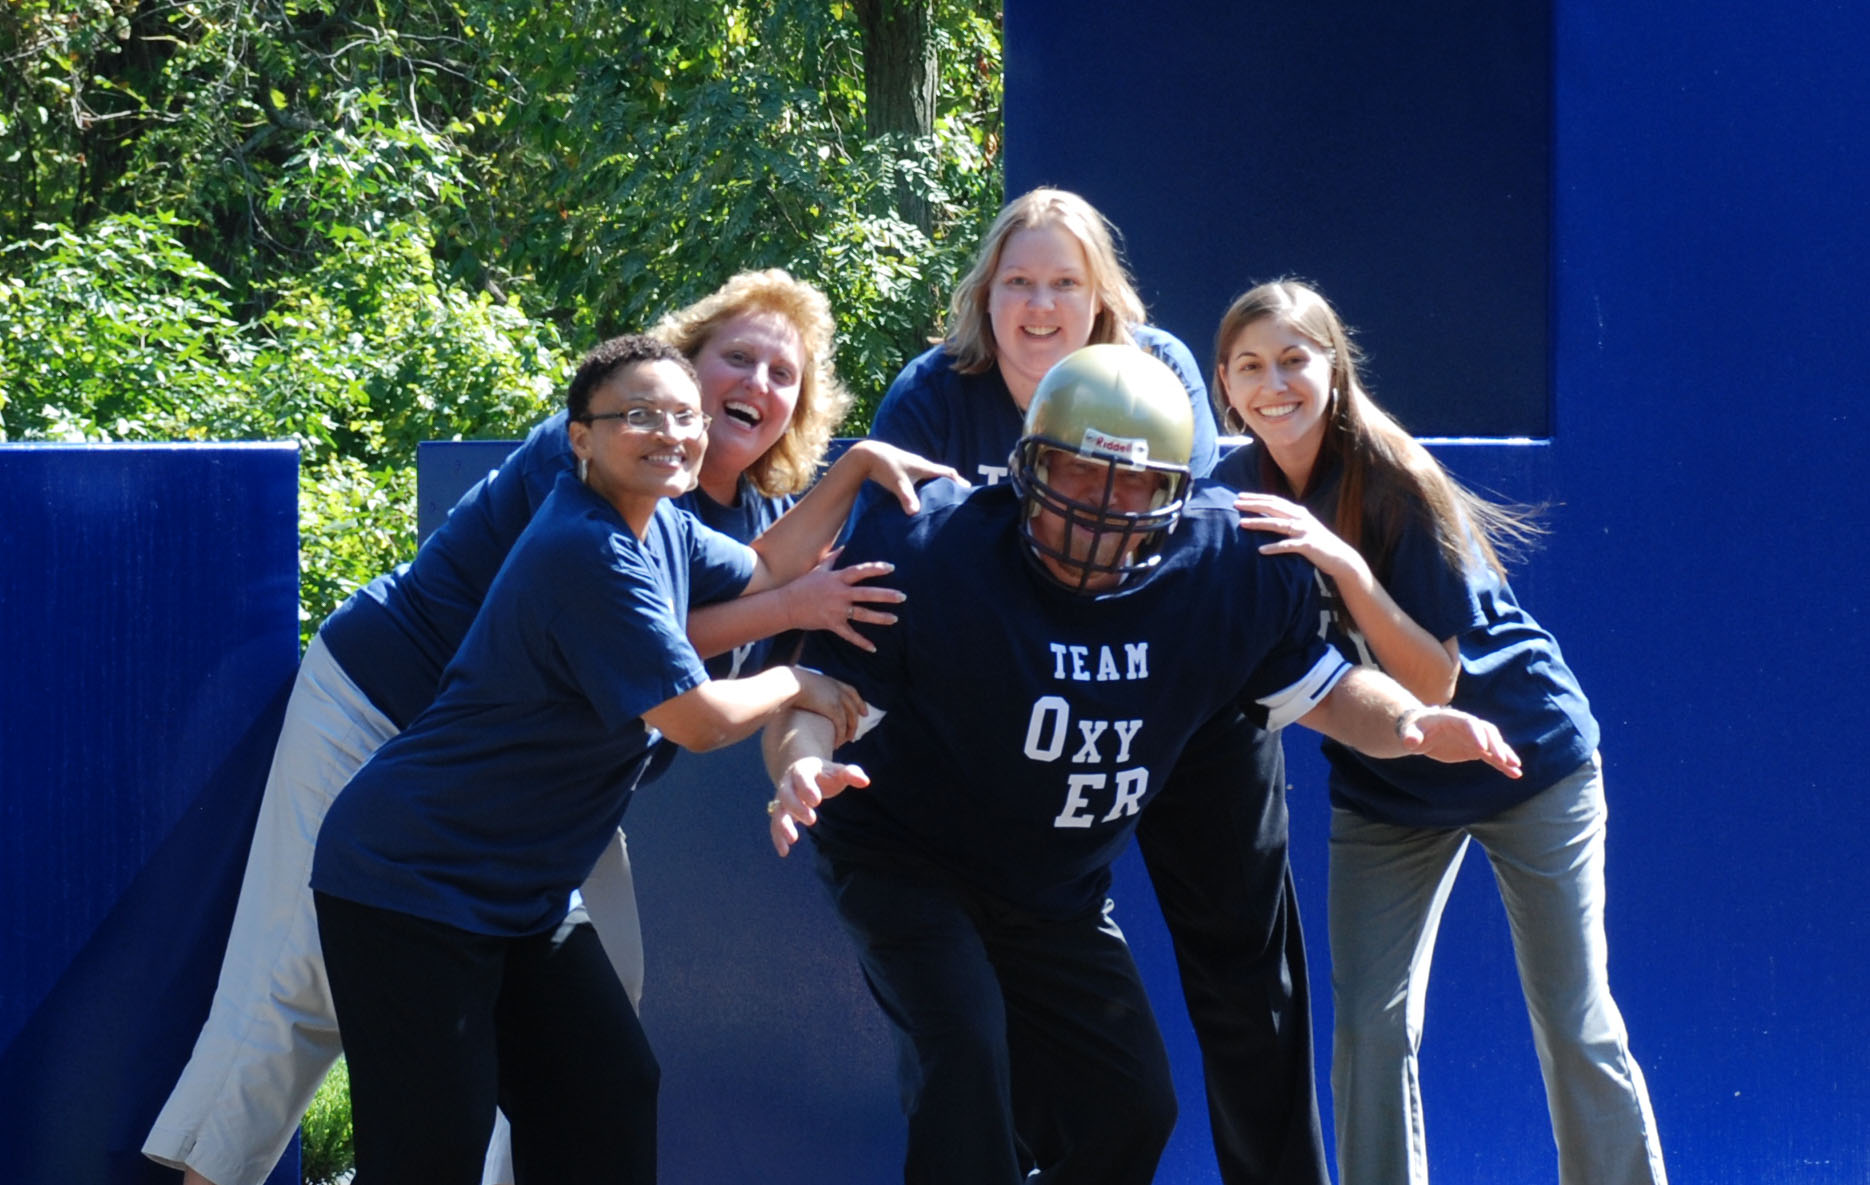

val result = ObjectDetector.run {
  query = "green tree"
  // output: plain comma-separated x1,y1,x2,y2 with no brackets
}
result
2,0,1004,632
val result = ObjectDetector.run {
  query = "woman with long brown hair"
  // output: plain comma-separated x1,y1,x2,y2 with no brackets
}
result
1213,278,1667,1185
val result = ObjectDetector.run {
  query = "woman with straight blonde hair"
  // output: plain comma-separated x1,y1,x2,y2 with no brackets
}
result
862,189,1330,1185
1213,278,1667,1185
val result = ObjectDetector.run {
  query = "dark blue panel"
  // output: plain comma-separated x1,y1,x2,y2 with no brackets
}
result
1011,0,1870,1181
622,742,905,1181
1004,0,1551,438
0,444,301,1185
416,439,518,541
1543,1,1870,1180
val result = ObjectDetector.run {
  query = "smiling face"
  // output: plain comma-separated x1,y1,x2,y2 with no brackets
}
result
568,358,708,533
1219,315,1336,479
987,222,1101,408
688,309,805,502
1025,447,1172,592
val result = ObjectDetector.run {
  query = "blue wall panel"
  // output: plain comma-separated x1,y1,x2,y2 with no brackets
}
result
0,444,301,1185
1004,0,1553,439
1007,0,1870,1180
1540,2,1870,1178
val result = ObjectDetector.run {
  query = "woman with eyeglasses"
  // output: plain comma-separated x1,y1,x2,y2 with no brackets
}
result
145,272,950,1185
308,334,860,1181
307,333,895,1182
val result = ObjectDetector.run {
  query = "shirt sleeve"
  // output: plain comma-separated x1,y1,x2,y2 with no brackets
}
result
868,348,951,458
1230,545,1350,728
518,414,575,512
681,513,759,608
796,497,914,716
1383,507,1487,644
1254,646,1353,730
553,529,710,735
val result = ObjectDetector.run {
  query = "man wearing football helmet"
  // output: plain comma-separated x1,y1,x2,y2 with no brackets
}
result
764,344,1520,1185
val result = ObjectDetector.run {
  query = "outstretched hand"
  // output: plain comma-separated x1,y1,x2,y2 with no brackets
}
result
1398,707,1522,778
769,757,871,856
1234,491,1364,581
783,550,904,651
856,440,968,515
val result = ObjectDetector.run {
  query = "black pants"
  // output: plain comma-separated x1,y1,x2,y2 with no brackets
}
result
314,892,658,1185
1134,709,1330,1185
817,852,1178,1185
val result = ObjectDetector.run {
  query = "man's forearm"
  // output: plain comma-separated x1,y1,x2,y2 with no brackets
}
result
1297,665,1420,759
762,704,840,782
746,447,874,587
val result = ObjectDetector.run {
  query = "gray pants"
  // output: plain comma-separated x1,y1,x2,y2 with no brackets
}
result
1327,755,1667,1185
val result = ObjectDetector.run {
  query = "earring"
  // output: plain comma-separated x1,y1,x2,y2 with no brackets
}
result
577,456,589,484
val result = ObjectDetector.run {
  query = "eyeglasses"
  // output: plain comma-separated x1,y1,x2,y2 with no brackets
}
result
582,406,712,434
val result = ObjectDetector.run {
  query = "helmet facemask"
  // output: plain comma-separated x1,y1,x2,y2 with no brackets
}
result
1009,433,1191,593
1008,344,1197,594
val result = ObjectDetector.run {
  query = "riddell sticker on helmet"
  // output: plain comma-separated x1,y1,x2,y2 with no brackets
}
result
1078,429,1149,466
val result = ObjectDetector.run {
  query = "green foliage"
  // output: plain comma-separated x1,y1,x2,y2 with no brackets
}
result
300,1057,355,1185
444,0,1003,424
1,0,1003,630
0,212,254,442
0,206,571,636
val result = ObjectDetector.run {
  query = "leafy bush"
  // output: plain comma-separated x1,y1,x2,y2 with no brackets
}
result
0,206,571,639
300,1058,354,1185
1,0,1001,633
0,213,257,443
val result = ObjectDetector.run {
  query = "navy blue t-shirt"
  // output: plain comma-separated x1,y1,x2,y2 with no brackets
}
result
804,479,1346,918
312,475,756,936
1214,443,1598,827
868,331,1279,822
678,476,799,679
869,325,1220,490
631,476,798,785
320,411,788,790
320,412,574,729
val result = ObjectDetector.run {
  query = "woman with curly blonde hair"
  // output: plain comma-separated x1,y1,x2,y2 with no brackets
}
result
655,267,850,501
145,270,948,1185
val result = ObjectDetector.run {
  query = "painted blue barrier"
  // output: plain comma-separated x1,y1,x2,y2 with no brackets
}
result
0,444,301,1185
1008,0,1870,1180
1005,0,1553,441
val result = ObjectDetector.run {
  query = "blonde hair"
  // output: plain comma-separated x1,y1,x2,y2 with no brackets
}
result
1211,279,1540,580
944,188,1145,374
654,269,853,497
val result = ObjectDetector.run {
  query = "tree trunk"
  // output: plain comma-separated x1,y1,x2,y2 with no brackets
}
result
854,0,936,233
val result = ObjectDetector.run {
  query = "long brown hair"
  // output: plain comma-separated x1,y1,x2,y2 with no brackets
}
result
1211,279,1540,580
